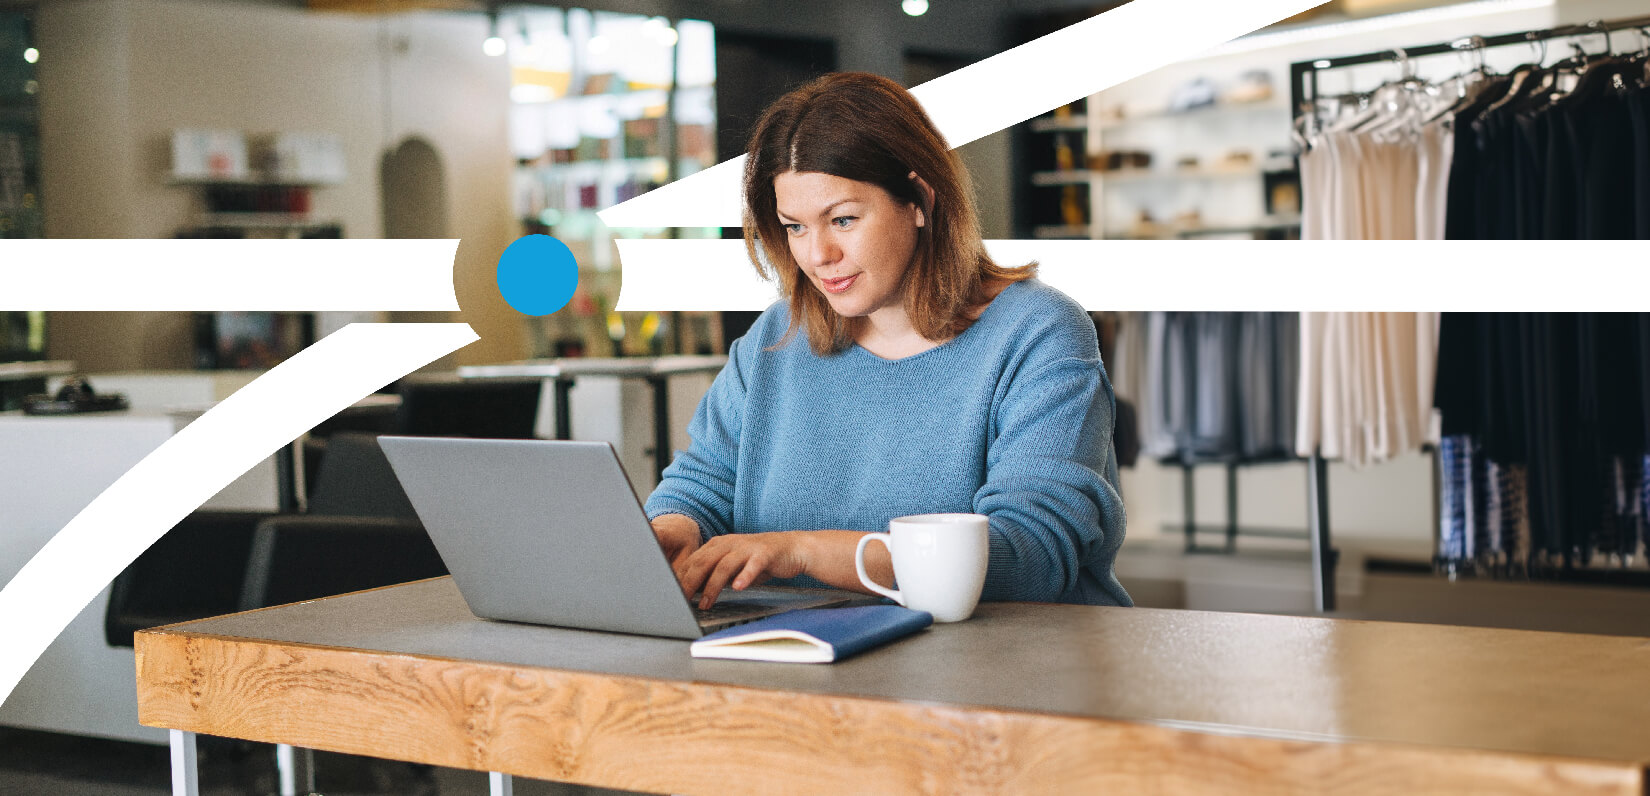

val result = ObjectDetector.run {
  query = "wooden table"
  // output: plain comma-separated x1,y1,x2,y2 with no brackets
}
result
136,577,1650,795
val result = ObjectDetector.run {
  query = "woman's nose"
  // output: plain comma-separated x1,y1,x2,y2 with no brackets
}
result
806,231,839,266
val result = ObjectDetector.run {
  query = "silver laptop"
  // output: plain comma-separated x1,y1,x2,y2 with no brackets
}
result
378,436,851,639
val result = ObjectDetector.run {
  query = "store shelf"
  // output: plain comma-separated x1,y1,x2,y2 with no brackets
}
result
195,213,341,229
1093,100,1289,130
1032,224,1097,240
1032,165,1262,186
1030,170,1099,186
1104,165,1264,183
167,177,340,188
1103,215,1302,240
1029,115,1089,133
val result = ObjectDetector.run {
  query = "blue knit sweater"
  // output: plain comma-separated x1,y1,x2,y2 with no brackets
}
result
644,279,1131,606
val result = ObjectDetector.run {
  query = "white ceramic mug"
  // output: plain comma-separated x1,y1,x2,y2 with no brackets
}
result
854,513,989,623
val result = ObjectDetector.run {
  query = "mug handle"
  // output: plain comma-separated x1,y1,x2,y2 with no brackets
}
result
855,533,903,604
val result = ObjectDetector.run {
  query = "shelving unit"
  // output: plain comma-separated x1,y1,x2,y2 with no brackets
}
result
1025,94,1299,241
506,8,722,360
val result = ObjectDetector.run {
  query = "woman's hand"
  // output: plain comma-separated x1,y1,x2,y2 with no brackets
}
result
676,532,809,610
675,530,895,608
650,514,703,568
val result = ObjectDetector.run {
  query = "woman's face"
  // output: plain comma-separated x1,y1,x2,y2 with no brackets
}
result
773,170,923,324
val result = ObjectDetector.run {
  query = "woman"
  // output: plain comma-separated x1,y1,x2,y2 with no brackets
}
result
645,72,1130,609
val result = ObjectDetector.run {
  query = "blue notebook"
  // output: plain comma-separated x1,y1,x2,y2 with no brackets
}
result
689,605,933,663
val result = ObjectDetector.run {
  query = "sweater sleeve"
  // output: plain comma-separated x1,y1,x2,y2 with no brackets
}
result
975,352,1126,603
642,334,750,539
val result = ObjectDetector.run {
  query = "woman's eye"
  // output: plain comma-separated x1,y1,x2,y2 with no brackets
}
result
832,216,856,229
782,223,804,235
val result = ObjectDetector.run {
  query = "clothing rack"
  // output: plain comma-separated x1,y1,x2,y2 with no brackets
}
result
1288,14,1650,130
1174,455,1336,612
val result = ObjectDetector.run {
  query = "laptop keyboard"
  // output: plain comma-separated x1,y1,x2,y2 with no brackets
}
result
693,601,767,627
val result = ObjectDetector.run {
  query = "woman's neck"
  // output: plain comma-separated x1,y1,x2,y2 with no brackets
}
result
853,307,938,360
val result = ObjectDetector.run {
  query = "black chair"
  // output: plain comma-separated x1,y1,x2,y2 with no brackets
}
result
106,434,441,647
239,516,445,611
103,511,264,647
304,431,420,520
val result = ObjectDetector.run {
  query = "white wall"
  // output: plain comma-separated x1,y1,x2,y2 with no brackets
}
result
36,0,519,369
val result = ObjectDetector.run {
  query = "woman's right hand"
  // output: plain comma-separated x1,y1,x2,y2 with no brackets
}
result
650,514,702,567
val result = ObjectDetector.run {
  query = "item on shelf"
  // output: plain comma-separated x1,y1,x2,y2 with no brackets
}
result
1226,69,1274,104
623,118,662,159
578,183,599,209
677,124,713,161
1054,134,1078,171
582,73,615,95
1089,150,1151,171
1173,209,1203,229
1220,149,1254,168
1060,185,1086,227
1166,77,1217,113
1127,210,1165,239
1176,155,1200,171
21,376,128,416
171,128,248,180
270,131,346,184
1095,104,1125,123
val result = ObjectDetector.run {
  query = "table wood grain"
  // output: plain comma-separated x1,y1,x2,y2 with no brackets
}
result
136,578,1650,795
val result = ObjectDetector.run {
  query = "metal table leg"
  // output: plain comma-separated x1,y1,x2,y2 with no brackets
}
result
553,377,574,440
649,374,671,482
490,771,514,796
169,730,199,796
1307,451,1336,612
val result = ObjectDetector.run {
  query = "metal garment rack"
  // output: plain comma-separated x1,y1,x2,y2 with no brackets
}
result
1172,454,1335,612
1287,14,1650,131
1280,13,1650,608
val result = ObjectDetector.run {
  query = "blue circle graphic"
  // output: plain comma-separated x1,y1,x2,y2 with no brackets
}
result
496,234,579,316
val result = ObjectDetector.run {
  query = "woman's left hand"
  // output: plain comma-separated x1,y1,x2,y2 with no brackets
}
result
675,532,809,609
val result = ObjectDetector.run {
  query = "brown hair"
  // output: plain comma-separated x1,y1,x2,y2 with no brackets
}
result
743,72,1034,355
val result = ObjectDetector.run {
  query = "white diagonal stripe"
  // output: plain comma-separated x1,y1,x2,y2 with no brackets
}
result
1,239,461,310
597,0,1327,229
0,323,479,710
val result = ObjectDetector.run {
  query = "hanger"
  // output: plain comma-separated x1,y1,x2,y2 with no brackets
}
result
1551,21,1633,108
1418,36,1496,125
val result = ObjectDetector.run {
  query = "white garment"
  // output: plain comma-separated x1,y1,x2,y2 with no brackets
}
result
1414,118,1454,240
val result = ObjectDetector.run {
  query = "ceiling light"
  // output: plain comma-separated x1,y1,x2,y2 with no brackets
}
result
902,0,928,17
23,47,38,64
483,6,505,57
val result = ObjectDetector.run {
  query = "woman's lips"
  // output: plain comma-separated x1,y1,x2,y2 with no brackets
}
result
821,274,859,294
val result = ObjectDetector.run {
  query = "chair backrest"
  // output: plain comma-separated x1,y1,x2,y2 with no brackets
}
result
239,516,447,611
394,378,543,439
305,432,420,520
105,511,265,647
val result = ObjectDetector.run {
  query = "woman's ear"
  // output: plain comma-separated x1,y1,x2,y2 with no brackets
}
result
908,171,935,228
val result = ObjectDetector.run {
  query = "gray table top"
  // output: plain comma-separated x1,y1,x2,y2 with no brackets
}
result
163,577,1650,764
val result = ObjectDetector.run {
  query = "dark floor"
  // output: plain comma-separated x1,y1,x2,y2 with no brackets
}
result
0,727,635,796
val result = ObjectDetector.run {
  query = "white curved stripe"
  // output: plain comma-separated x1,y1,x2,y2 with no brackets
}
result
598,157,744,230
613,239,1646,312
1,239,461,310
0,322,478,709
596,0,1325,229
612,239,779,311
